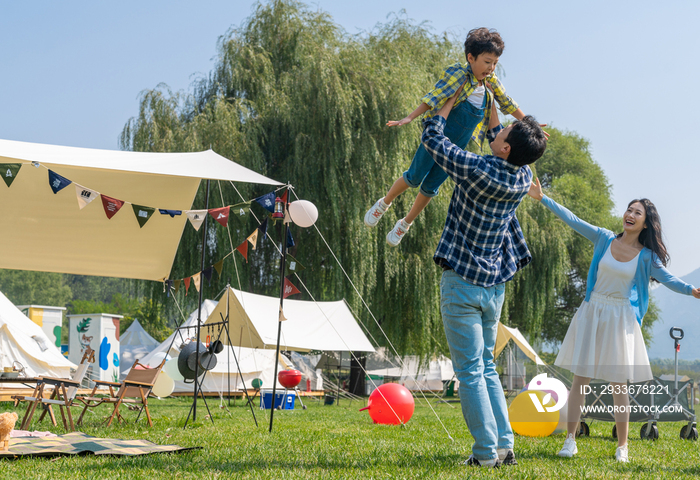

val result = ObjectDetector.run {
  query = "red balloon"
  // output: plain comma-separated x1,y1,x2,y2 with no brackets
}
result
278,369,302,389
359,383,415,425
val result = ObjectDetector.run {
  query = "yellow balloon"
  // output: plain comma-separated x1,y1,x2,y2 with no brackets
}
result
509,390,560,437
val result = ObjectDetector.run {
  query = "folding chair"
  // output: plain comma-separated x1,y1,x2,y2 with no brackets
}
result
13,347,94,432
75,358,166,427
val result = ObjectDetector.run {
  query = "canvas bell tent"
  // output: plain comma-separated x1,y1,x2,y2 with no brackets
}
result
0,138,280,281
0,289,76,382
203,287,375,352
119,319,159,376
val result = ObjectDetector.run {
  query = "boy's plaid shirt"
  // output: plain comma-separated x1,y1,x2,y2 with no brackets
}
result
421,63,519,147
422,116,532,287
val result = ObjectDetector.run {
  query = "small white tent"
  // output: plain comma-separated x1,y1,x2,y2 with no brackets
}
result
494,323,545,365
135,300,292,393
119,319,159,376
0,290,76,383
365,349,455,391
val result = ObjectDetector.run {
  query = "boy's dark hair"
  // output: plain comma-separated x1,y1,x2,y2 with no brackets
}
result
464,28,504,59
504,116,547,166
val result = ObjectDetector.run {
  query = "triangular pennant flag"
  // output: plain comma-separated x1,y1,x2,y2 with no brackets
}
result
236,240,249,262
283,277,301,298
279,306,287,322
231,202,251,219
192,273,201,292
258,218,268,244
101,195,124,219
132,204,155,228
280,189,288,204
186,210,207,231
287,229,295,248
74,184,99,209
285,254,306,277
48,169,72,194
209,206,230,227
202,266,213,285
174,279,181,294
184,277,191,295
247,230,258,250
213,259,224,278
164,279,173,298
255,192,276,212
1,163,21,187
159,209,182,217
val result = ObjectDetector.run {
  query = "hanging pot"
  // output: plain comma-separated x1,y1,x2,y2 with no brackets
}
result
199,351,218,371
177,342,207,380
209,340,224,354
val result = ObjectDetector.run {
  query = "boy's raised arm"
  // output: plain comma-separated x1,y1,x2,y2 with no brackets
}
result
386,103,431,127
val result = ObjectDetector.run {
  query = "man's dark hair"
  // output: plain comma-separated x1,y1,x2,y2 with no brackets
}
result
464,28,504,60
504,116,547,166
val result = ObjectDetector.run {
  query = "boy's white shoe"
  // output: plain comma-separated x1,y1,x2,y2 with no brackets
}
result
497,448,517,466
364,198,390,227
615,444,629,463
464,455,500,468
558,434,578,458
386,218,411,247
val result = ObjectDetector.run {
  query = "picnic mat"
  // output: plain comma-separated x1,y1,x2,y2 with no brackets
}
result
1,432,199,458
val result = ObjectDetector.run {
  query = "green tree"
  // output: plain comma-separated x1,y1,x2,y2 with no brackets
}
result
0,269,72,307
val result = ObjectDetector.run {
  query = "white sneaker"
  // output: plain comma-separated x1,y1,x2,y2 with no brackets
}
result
364,198,390,227
615,444,628,463
497,448,517,466
558,434,578,458
464,455,500,468
386,218,411,247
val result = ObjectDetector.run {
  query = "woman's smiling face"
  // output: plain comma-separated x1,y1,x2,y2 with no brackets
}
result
623,201,647,234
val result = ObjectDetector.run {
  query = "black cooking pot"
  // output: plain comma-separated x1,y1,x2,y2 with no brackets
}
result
178,341,208,380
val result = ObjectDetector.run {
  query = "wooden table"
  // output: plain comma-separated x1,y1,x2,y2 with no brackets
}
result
17,376,80,431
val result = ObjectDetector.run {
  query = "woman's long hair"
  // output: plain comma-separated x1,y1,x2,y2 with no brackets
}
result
618,198,669,268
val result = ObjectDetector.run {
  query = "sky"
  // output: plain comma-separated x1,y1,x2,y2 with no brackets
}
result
1,1,699,277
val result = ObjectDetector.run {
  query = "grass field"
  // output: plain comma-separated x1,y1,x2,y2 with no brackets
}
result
1,394,700,479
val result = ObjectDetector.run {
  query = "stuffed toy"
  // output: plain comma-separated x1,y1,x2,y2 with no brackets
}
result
0,412,19,451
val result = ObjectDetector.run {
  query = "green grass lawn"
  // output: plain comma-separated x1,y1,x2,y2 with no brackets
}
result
1,395,700,479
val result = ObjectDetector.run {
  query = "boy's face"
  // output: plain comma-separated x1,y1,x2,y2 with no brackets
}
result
467,52,499,81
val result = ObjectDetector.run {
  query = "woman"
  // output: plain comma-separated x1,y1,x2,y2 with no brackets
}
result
528,178,700,462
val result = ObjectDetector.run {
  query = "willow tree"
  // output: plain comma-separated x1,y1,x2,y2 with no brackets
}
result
119,0,636,355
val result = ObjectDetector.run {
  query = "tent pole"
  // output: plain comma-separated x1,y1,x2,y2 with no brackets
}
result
193,179,210,424
269,189,290,433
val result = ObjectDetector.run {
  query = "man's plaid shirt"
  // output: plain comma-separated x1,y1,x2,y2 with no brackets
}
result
421,63,519,147
422,115,532,287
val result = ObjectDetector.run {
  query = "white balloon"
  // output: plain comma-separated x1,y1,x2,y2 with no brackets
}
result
146,351,170,369
152,371,175,398
288,200,318,228
164,354,185,381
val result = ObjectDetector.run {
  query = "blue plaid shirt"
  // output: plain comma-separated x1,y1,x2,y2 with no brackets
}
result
422,115,532,287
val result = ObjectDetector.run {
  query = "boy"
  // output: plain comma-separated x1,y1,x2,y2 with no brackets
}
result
364,27,528,246
425,84,547,467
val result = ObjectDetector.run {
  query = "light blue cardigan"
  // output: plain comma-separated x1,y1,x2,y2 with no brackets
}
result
541,195,695,325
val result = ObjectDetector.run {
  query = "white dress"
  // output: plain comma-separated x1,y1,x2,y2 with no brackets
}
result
554,244,653,383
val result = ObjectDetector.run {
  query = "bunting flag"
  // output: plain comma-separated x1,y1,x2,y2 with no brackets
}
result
282,278,301,298
258,218,269,242
255,192,276,212
209,206,230,227
132,204,155,228
48,169,72,194
183,277,191,295
186,210,207,230
285,255,306,277
231,202,251,219
1,163,21,187
202,266,213,285
279,306,287,322
192,273,201,292
247,230,258,250
280,189,288,204
236,240,249,262
213,259,224,278
74,184,99,209
101,195,124,219
159,209,182,217
164,279,173,297
174,279,181,294
287,229,295,248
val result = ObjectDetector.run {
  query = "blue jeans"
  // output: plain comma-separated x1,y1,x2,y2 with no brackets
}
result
403,98,486,197
440,270,513,460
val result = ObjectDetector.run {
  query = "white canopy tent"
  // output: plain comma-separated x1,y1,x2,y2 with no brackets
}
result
133,299,293,393
203,287,375,352
119,319,160,376
0,138,280,281
0,289,76,384
494,323,546,366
